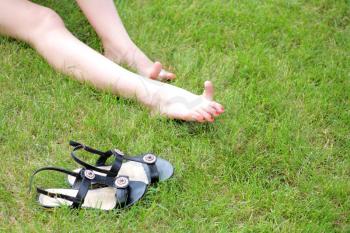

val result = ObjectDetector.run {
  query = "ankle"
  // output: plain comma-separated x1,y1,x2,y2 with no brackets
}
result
102,40,155,76
136,80,164,108
103,37,131,55
104,42,143,66
103,41,125,58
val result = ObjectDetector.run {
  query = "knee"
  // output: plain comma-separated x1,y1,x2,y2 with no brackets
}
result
30,7,65,41
37,7,65,32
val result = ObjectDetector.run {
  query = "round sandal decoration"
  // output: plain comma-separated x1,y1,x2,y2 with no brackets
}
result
143,154,157,164
84,170,95,180
115,176,129,188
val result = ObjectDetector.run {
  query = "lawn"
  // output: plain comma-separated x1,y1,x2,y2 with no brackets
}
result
0,0,349,232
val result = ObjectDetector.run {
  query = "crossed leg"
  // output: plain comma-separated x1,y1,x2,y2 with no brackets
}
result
0,0,224,122
76,0,175,81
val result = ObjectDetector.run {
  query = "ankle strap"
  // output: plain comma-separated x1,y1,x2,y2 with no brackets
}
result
70,141,157,165
70,140,114,166
70,144,121,177
29,167,90,208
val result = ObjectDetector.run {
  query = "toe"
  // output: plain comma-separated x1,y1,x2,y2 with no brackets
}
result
192,112,205,122
149,62,162,79
212,102,224,113
159,70,176,81
210,102,224,115
197,109,214,122
202,104,218,117
203,81,214,100
166,72,176,80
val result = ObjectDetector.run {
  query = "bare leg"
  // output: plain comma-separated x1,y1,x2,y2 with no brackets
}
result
76,0,175,81
0,0,224,122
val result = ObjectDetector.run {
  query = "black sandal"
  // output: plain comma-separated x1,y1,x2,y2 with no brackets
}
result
66,141,174,187
29,167,147,210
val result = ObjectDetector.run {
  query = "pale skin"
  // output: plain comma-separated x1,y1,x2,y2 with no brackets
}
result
0,0,224,122
75,0,175,81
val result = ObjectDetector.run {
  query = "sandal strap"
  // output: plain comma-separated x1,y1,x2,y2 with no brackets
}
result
114,176,129,207
149,164,159,183
108,151,123,178
69,141,114,166
69,142,128,177
109,151,160,183
69,140,111,158
29,166,80,192
70,145,119,177
29,167,91,208
70,141,157,166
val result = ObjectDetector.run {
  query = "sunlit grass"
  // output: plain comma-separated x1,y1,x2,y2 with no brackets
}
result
0,0,349,232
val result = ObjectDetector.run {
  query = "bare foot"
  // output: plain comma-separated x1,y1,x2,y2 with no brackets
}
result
152,81,224,122
104,44,175,81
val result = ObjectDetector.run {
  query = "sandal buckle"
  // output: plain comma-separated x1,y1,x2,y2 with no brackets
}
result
115,176,129,188
143,154,157,164
84,170,95,180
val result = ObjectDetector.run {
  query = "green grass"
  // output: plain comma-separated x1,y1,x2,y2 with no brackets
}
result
0,0,349,232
